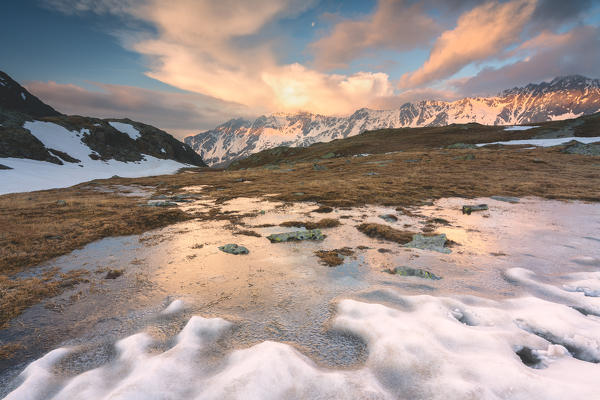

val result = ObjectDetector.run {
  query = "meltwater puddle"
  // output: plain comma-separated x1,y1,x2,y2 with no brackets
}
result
1,196,599,399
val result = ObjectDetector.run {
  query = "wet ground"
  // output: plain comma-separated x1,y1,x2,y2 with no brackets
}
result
1,192,599,398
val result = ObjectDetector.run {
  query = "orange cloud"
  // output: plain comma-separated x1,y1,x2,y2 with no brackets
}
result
400,0,538,88
310,0,440,70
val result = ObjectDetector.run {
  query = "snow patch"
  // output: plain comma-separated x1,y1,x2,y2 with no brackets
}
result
6,268,600,400
108,121,141,140
504,125,539,131
549,112,584,121
477,136,600,147
20,92,26,101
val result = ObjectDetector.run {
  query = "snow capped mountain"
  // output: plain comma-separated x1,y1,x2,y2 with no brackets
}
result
186,75,600,166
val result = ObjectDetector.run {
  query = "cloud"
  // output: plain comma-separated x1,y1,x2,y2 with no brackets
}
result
25,81,253,139
450,25,600,96
310,0,440,70
400,0,538,88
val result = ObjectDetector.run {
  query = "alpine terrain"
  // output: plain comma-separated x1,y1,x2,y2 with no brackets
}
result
0,71,206,194
186,75,600,166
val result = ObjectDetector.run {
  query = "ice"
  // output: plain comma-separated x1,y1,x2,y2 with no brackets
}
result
6,268,600,399
477,136,600,147
108,121,141,140
504,125,539,131
162,299,186,315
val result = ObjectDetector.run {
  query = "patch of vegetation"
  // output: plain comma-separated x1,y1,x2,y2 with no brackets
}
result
280,218,340,230
356,223,415,244
314,247,355,267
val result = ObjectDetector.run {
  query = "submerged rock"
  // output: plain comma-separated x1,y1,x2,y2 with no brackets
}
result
379,214,398,223
105,269,123,279
403,234,451,254
386,266,441,280
218,243,249,255
462,204,488,214
267,229,325,243
491,196,520,203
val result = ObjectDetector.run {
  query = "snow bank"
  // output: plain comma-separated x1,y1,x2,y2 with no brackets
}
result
0,121,189,195
477,136,600,147
504,125,539,131
108,121,141,140
5,268,600,400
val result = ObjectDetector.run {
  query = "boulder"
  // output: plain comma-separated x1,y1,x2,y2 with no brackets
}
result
218,243,249,255
403,234,451,254
462,204,488,214
379,214,398,223
386,266,441,280
267,229,325,243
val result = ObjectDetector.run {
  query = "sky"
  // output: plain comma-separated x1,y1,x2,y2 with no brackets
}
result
1,0,599,139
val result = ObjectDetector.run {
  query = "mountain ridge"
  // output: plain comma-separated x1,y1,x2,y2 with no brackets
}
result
186,75,600,166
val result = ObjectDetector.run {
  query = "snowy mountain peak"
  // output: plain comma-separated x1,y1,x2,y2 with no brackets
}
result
186,75,600,166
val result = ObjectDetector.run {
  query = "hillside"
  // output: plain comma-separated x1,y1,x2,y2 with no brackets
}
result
0,71,206,194
186,75,600,166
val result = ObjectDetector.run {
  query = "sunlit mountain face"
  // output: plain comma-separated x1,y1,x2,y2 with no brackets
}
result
2,1,599,140
186,75,600,166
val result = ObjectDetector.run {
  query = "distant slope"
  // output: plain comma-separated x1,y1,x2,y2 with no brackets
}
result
186,75,600,166
228,112,600,170
0,71,207,195
0,71,61,118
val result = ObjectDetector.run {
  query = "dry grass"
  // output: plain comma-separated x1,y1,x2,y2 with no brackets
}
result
280,218,341,230
0,122,599,328
0,188,191,275
314,248,355,267
356,223,416,244
0,268,89,329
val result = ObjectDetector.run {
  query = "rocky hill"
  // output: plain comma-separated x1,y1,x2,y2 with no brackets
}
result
186,75,600,166
0,71,206,194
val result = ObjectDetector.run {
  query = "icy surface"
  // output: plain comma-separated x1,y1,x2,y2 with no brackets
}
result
108,121,141,140
477,136,600,147
504,125,539,131
2,198,600,399
0,121,189,194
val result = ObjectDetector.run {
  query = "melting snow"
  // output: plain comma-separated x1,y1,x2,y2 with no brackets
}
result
504,125,539,131
5,267,600,400
108,121,141,140
0,121,189,195
477,136,600,147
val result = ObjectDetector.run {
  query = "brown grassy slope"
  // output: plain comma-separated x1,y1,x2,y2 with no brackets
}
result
228,112,600,169
0,188,191,275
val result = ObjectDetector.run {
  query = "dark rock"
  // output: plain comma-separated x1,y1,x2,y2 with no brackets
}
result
0,71,62,117
462,204,488,214
105,269,124,279
386,266,441,280
146,200,178,207
56,200,67,206
267,229,325,243
313,163,327,171
562,141,600,156
0,163,11,169
379,214,398,223
403,234,451,254
218,243,249,255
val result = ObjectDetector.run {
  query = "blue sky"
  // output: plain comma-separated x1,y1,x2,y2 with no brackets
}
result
2,0,599,138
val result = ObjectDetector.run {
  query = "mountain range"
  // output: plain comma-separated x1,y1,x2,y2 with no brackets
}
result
0,71,206,194
185,75,600,166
